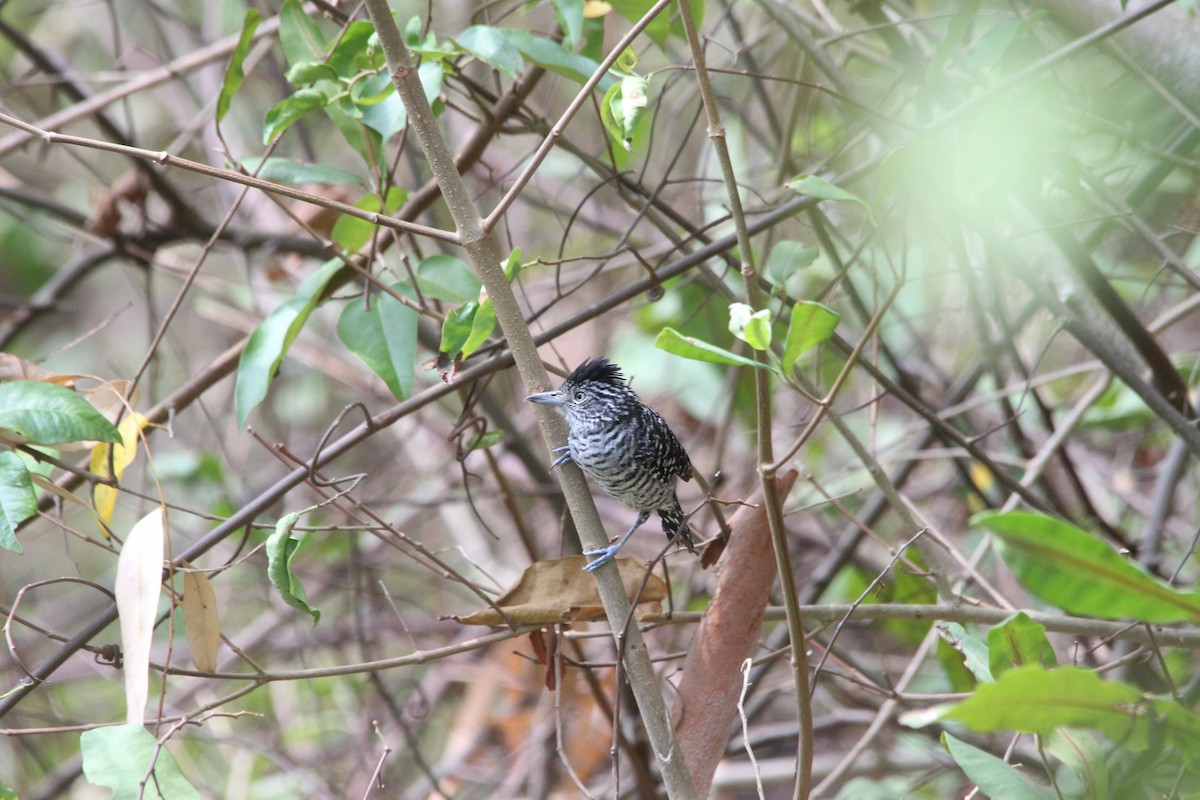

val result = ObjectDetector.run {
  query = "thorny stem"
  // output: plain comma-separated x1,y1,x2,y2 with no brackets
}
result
676,2,812,796
362,1,697,796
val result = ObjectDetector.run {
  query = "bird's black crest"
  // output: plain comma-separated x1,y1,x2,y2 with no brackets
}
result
568,357,625,387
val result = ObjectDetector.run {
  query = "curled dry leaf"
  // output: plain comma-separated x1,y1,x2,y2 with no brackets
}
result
454,556,667,626
115,506,166,725
182,565,221,673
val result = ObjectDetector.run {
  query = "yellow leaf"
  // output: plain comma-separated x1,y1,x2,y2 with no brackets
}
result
116,506,166,725
91,412,148,528
583,1,611,18
182,566,221,673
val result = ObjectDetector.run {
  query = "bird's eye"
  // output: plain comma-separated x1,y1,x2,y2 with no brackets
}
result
573,391,586,402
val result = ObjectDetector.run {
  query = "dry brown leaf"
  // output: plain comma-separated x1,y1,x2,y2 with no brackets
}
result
454,556,666,626
182,566,220,673
0,354,68,384
30,473,90,509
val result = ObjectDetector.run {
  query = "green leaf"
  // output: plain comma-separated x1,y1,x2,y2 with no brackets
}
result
337,285,418,401
262,87,328,144
599,80,625,149
460,297,496,358
439,302,478,358
552,0,584,47
456,25,525,79
1045,729,1109,800
782,301,840,372
235,261,346,427
493,29,612,87
765,240,820,286
327,20,378,76
988,612,1056,679
974,510,1200,622
279,0,326,66
417,255,480,303
607,0,703,49
503,247,522,281
331,187,407,253
0,381,120,445
285,60,339,86
81,723,202,800
655,327,770,370
466,429,504,451
786,174,869,210
937,621,993,683
728,303,772,351
217,8,261,123
239,156,363,185
0,450,35,553
943,732,1056,800
266,511,321,624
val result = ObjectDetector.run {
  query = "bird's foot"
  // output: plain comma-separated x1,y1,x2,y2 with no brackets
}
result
582,544,621,572
549,446,572,469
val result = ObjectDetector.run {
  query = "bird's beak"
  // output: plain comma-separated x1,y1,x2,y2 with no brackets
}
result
525,390,564,407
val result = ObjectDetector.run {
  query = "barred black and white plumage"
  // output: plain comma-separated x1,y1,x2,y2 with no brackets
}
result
526,357,695,572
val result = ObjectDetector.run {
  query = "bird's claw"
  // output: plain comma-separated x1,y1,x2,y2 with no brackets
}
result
549,446,572,469
582,545,620,572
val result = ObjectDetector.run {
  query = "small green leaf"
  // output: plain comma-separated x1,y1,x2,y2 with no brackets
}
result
943,732,1056,800
266,511,321,624
936,622,992,683
0,381,120,445
239,157,363,185
782,301,839,372
461,297,496,358
439,302,478,358
285,60,339,86
262,87,328,144
728,303,772,351
988,612,1056,678
235,261,346,427
466,429,504,451
786,174,868,210
655,327,770,370
417,255,481,303
503,247,522,281
331,187,407,253
279,0,327,66
0,450,35,553
455,25,525,79
599,80,625,149
217,8,261,123
337,285,418,401
974,510,1200,622
552,0,584,47
82,723,202,800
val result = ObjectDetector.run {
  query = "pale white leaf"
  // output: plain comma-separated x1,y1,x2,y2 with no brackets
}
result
115,506,165,725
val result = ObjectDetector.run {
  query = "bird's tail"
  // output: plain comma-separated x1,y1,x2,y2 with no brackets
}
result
658,505,695,554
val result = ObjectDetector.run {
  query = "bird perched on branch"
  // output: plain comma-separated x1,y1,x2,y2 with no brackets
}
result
526,357,696,572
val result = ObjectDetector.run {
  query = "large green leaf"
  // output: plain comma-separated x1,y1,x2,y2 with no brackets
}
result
235,261,346,427
552,0,584,47
417,255,480,303
262,87,328,144
0,381,120,445
266,510,321,625
0,450,35,553
216,8,261,123
493,29,612,87
974,511,1200,622
81,724,201,800
920,665,1200,757
337,285,418,401
655,327,769,370
279,0,326,66
455,26,525,79
943,732,1056,800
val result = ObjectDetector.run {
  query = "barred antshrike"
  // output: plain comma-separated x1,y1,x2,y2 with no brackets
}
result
526,357,695,572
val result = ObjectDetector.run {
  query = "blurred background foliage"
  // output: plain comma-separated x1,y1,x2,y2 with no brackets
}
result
2,0,1200,797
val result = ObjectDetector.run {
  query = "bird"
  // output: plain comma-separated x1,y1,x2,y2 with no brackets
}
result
526,357,695,572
